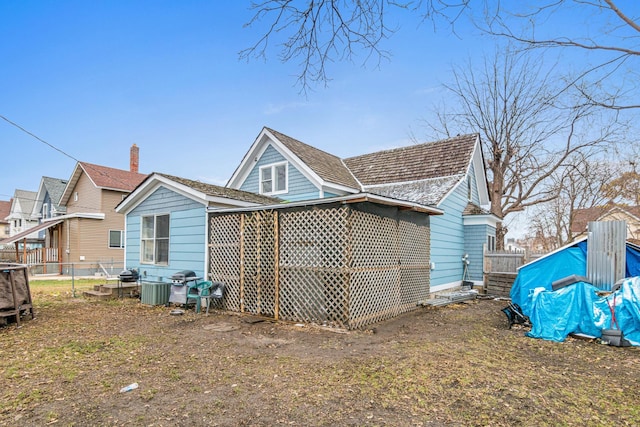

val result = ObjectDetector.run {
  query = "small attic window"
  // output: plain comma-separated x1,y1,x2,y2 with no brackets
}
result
74,192,79,202
259,162,288,195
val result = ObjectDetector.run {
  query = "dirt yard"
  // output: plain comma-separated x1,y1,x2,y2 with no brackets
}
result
1,291,639,426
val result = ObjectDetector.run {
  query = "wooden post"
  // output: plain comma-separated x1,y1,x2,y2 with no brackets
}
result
273,211,279,321
256,212,261,315
22,238,26,264
58,223,63,275
239,214,245,313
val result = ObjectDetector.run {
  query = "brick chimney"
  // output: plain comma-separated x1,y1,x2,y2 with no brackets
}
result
130,144,139,173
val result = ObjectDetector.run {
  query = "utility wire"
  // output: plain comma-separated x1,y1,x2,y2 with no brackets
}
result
0,114,79,163
0,114,145,200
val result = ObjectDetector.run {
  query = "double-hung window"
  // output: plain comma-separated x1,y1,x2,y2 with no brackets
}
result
259,162,287,195
109,230,125,248
141,214,170,264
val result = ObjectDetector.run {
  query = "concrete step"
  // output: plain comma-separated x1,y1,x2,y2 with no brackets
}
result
83,290,114,300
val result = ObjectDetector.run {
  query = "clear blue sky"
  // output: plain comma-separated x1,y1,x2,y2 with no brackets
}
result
1,1,636,238
0,1,492,194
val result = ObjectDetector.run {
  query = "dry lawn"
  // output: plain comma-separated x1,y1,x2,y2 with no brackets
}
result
1,280,639,426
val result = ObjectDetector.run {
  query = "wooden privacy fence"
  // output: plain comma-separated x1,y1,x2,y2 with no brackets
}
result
209,203,431,330
484,249,547,297
484,250,526,273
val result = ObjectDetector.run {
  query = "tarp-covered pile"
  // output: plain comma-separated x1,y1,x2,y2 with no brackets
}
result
525,277,640,345
509,239,640,345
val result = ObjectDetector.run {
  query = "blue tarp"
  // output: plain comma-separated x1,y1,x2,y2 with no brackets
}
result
510,245,587,317
509,240,640,344
510,240,640,317
525,277,640,345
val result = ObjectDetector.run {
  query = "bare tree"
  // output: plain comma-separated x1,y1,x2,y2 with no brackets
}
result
483,1,640,110
426,46,625,247
240,0,398,91
602,145,640,205
528,153,615,248
242,1,638,100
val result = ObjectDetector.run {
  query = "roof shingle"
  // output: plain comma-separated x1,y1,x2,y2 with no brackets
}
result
266,128,360,189
571,204,640,233
344,134,478,186
80,162,147,192
156,173,280,205
0,200,11,223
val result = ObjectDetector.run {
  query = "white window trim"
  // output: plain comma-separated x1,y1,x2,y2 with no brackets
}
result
108,230,125,249
259,161,288,195
140,213,170,265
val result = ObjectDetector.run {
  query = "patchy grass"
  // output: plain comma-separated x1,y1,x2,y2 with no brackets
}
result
28,278,106,299
1,284,639,426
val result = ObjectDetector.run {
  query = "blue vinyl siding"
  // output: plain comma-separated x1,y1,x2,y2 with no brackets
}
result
125,186,206,281
239,145,321,201
430,180,468,288
38,192,54,239
464,224,491,281
468,162,480,205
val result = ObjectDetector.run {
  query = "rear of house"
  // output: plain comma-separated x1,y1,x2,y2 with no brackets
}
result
227,128,498,293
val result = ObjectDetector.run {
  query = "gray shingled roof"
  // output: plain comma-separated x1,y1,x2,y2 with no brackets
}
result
14,190,37,216
364,176,463,207
42,176,68,208
344,134,478,186
463,202,494,216
266,128,360,189
156,173,280,205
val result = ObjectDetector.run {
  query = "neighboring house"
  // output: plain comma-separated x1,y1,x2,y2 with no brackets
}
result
115,172,279,282
572,205,640,245
228,127,499,292
54,145,147,268
0,200,11,241
32,176,68,222
5,189,39,244
30,176,68,249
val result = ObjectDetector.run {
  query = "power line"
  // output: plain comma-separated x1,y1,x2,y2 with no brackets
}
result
0,114,146,197
0,114,79,163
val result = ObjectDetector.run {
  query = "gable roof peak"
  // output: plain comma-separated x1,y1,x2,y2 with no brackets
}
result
262,127,361,190
78,161,147,191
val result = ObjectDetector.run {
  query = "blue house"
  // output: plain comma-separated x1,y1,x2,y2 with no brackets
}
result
116,173,277,282
228,127,499,292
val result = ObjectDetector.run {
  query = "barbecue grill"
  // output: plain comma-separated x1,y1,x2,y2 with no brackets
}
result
117,269,140,298
119,269,139,283
169,270,200,305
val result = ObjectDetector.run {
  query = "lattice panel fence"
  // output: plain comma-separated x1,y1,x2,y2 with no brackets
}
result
398,219,430,311
208,204,431,330
279,207,350,327
348,209,401,328
209,214,241,311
